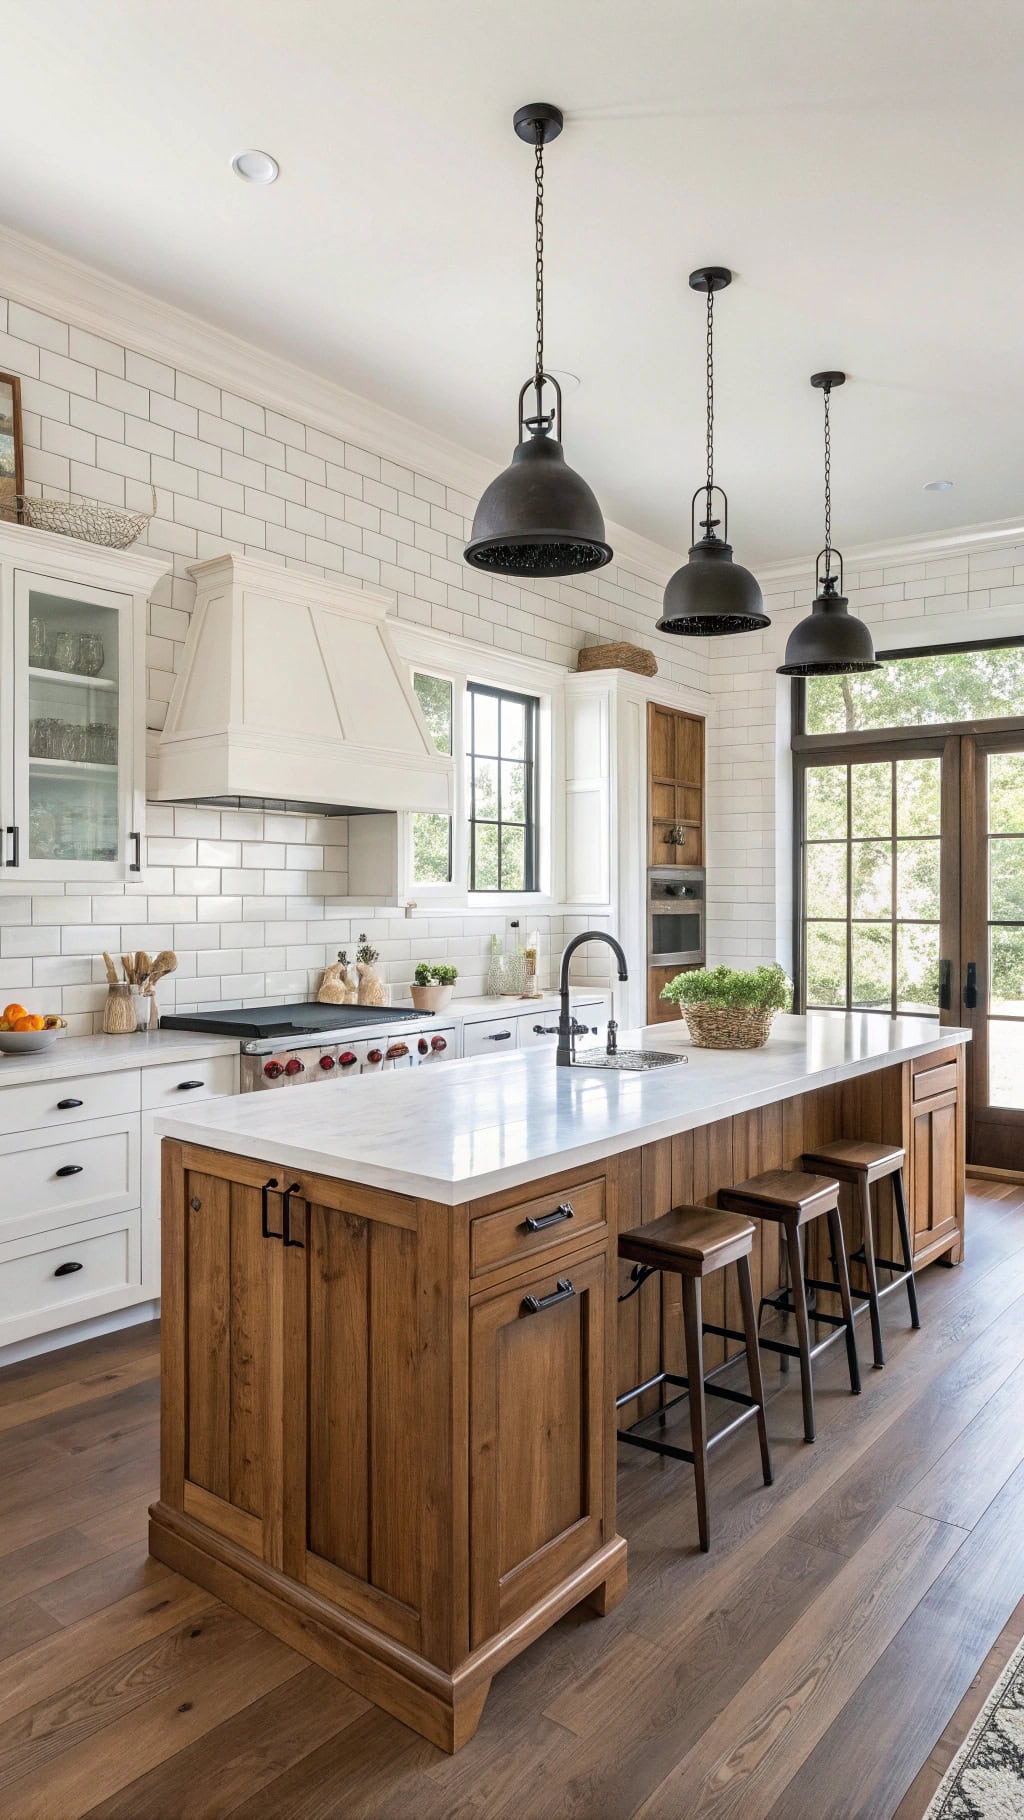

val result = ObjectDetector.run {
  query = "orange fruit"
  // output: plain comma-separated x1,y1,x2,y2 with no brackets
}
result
3,1004,27,1026
13,1014,44,1031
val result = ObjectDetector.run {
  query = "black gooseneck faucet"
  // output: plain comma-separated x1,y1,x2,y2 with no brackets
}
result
554,932,628,1066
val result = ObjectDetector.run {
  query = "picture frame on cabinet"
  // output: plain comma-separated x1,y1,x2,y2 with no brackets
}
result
0,372,24,524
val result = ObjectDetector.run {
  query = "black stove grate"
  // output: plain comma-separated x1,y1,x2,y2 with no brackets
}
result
160,1002,436,1039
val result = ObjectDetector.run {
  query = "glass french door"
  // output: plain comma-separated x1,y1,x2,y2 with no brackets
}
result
962,733,1024,1169
12,571,139,880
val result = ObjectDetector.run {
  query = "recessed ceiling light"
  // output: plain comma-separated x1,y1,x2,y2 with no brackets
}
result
924,479,953,491
231,149,279,185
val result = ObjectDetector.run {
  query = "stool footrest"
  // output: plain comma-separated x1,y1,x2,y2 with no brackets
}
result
618,1397,761,1464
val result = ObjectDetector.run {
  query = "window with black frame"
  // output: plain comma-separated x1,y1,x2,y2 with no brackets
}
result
467,683,538,892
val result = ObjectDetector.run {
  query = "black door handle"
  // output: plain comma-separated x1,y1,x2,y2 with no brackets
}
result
260,1176,281,1239
129,831,141,873
282,1182,304,1247
176,1080,204,1090
5,825,19,867
56,1164,83,1177
964,961,978,1010
938,959,952,1012
53,1260,83,1277
57,1097,83,1110
521,1277,575,1315
522,1202,574,1233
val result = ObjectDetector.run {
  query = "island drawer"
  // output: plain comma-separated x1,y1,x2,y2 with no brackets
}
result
0,1067,139,1138
470,1176,607,1278
912,1059,959,1102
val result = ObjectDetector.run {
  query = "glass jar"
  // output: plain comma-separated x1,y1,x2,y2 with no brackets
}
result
78,633,105,677
52,630,78,674
60,722,87,762
29,616,50,666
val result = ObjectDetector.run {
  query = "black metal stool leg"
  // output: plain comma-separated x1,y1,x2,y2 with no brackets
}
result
681,1275,710,1551
736,1253,773,1487
826,1202,862,1396
857,1175,885,1369
783,1215,816,1443
892,1166,920,1329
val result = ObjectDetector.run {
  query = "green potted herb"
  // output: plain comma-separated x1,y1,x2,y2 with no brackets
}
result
410,961,459,1012
660,963,791,1049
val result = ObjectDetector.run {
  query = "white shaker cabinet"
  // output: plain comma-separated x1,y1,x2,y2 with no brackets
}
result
0,524,166,882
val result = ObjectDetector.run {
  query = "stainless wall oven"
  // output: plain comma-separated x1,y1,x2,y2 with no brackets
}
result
647,867,705,965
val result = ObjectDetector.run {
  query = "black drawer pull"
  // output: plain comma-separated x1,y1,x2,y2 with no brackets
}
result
57,1098,83,1110
521,1278,575,1315
522,1201,574,1233
53,1260,83,1277
486,1031,513,1041
282,1182,304,1248
56,1164,83,1178
261,1177,281,1239
176,1080,204,1090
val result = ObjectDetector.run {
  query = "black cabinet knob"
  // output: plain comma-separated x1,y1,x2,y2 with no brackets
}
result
176,1080,204,1090
53,1260,83,1277
57,1097,83,1110
56,1164,84,1178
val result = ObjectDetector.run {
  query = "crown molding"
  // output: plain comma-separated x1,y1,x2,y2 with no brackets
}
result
0,224,684,589
756,515,1024,589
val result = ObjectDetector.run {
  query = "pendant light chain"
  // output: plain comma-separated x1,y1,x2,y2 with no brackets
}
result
534,125,545,395
705,283,715,525
823,380,832,571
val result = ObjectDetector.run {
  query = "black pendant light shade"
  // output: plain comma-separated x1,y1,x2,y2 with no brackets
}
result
657,267,768,637
778,373,880,677
465,104,611,581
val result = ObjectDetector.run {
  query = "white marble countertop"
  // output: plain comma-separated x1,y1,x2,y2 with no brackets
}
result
0,1028,240,1085
389,989,608,1021
156,1013,969,1205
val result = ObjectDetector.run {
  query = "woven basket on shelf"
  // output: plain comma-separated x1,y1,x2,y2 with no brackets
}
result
576,640,658,677
679,1004,778,1050
18,486,155,551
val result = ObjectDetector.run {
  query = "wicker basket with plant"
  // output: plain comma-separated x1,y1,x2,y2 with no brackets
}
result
660,963,791,1049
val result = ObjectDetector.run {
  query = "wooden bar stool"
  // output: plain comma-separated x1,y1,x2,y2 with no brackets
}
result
799,1140,920,1370
617,1206,773,1552
717,1169,861,1444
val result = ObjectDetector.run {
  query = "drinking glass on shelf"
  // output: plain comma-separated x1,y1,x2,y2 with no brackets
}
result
78,634,105,677
52,630,78,674
60,722,87,762
101,723,118,765
29,617,50,667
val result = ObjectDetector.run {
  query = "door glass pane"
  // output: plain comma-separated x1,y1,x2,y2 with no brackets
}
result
988,752,1024,834
851,841,892,919
898,840,941,920
805,923,847,1007
990,839,1024,920
897,923,940,1014
851,923,891,1010
990,925,1024,1014
851,763,891,838
989,1020,1024,1108
805,843,846,918
897,757,942,836
27,587,120,863
805,645,1024,734
805,766,847,839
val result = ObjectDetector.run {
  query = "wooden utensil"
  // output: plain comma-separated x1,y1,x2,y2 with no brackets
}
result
121,954,135,984
135,951,151,987
147,950,177,986
102,951,118,985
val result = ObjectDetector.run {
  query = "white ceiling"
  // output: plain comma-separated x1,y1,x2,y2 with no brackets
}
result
3,0,1024,566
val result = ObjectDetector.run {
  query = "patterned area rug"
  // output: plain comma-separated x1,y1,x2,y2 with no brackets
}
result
924,1631,1024,1817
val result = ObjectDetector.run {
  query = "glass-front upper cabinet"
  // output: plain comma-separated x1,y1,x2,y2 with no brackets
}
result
8,569,143,880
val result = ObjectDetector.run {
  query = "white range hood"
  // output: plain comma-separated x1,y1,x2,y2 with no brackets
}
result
154,554,453,815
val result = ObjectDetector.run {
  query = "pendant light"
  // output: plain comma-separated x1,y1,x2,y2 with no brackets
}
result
464,104,611,580
777,373,880,676
656,268,768,636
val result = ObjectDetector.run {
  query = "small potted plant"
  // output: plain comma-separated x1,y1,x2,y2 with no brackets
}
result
410,961,458,1012
660,963,791,1050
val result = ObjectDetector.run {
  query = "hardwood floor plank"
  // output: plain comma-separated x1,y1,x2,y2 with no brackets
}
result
899,1357,1024,1530
893,1592,1024,1820
0,1596,61,1664
0,1528,110,1609
35,1544,175,1628
0,1324,159,1414
0,1350,159,1437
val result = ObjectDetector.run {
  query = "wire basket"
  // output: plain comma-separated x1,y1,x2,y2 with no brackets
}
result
17,485,156,550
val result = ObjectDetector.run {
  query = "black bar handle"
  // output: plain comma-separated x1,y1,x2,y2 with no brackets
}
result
129,831,141,873
938,959,952,1012
533,1024,559,1035
53,1260,83,1277
486,1031,513,1041
964,961,978,1010
522,1202,574,1233
176,1080,204,1090
6,825,19,868
261,1176,281,1239
521,1277,575,1315
57,1097,83,1110
282,1182,304,1248
56,1164,83,1177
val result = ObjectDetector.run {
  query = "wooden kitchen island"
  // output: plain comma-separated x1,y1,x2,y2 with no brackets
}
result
150,1014,968,1751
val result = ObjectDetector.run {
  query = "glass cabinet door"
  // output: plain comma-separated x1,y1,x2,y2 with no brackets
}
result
12,571,137,878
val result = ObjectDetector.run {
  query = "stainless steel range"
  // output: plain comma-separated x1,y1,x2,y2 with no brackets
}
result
160,1002,456,1091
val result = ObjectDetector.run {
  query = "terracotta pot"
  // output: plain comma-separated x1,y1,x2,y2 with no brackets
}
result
409,983,455,1013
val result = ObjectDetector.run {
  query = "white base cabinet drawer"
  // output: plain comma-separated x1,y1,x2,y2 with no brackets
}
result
0,1114,141,1244
0,1209,143,1347
462,1016,520,1058
0,1068,140,1138
141,1053,239,1110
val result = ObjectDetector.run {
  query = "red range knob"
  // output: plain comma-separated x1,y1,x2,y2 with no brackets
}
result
417,1037,429,1055
366,1048,383,1065
338,1051,358,1069
284,1057,305,1076
319,1055,336,1071
430,1035,447,1052
386,1042,408,1060
264,1060,284,1079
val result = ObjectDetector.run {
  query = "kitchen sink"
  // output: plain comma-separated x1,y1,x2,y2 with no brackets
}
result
570,1048,688,1072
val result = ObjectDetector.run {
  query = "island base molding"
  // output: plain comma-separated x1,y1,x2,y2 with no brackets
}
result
148,1502,627,1751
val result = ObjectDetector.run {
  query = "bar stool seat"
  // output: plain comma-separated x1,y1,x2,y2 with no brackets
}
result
718,1168,861,1443
800,1139,920,1370
617,1205,773,1552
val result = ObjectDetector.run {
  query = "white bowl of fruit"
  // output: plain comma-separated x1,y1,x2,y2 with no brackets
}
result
0,1005,67,1053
